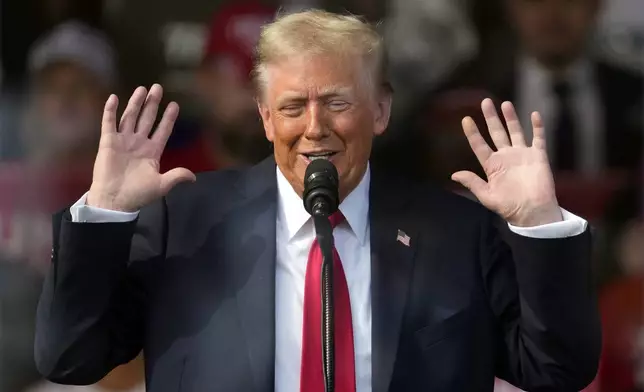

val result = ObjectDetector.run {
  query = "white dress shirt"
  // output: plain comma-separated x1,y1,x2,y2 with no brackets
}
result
516,56,604,176
70,164,588,391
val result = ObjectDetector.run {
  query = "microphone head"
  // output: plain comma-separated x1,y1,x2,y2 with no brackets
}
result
303,159,339,216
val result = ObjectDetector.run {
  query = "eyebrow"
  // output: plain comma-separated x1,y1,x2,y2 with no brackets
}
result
276,86,354,104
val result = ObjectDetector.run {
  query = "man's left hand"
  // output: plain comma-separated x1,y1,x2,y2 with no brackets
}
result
452,98,562,227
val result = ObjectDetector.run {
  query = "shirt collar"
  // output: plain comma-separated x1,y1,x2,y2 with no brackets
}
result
520,55,594,91
276,164,370,244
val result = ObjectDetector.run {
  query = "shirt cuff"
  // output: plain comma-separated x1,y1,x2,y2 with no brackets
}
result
70,192,139,223
507,208,588,239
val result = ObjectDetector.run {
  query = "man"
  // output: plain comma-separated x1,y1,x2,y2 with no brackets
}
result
22,20,115,167
160,1,275,173
0,20,113,269
419,0,642,176
35,10,600,392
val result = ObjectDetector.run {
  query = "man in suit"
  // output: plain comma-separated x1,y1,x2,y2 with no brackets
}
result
35,10,600,392
417,0,642,176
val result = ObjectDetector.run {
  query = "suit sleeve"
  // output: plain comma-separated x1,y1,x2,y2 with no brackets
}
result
34,198,166,385
480,211,601,391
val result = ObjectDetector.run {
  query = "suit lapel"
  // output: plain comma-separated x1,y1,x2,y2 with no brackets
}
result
370,171,418,392
229,157,278,392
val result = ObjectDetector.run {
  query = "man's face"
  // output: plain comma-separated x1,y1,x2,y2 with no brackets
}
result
29,62,105,153
258,54,391,200
508,0,599,67
197,58,268,163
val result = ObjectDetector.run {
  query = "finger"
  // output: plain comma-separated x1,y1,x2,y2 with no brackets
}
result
160,167,196,195
101,94,119,135
500,101,526,147
481,98,510,149
461,116,492,166
451,171,490,203
119,86,148,133
151,101,180,152
135,84,163,136
531,111,547,150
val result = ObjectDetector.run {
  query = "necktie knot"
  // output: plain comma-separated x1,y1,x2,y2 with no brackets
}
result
552,80,572,100
329,211,345,229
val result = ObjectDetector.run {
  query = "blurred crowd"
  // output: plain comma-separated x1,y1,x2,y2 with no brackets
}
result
0,0,642,391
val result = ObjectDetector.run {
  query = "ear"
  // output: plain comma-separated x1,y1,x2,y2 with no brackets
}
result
257,100,275,142
373,89,393,137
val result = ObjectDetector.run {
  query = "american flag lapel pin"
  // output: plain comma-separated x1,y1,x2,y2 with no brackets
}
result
396,229,410,247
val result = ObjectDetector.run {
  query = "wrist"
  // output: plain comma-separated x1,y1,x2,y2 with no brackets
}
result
508,204,563,227
86,189,137,213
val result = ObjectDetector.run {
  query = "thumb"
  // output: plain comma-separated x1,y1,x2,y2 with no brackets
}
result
160,167,196,195
451,171,489,201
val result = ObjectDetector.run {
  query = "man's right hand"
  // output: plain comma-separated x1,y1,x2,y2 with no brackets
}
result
87,84,196,212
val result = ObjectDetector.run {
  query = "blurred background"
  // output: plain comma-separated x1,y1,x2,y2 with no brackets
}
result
0,0,642,391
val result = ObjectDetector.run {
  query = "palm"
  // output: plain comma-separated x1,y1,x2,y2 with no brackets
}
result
88,85,195,212
452,99,560,227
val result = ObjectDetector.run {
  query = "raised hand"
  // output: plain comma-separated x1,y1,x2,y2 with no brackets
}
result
87,84,196,212
451,98,562,227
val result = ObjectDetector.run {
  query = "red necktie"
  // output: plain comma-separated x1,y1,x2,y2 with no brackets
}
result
300,211,356,392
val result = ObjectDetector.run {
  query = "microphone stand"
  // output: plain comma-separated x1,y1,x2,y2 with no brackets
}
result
312,207,335,392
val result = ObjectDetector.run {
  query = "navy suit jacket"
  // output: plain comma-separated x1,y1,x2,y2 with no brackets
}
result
35,157,600,391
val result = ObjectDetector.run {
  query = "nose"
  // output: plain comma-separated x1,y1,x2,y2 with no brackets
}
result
303,102,330,141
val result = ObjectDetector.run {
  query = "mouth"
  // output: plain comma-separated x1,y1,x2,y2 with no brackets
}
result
300,151,339,163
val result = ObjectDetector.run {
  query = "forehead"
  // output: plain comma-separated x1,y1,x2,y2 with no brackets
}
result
264,54,367,100
33,61,99,87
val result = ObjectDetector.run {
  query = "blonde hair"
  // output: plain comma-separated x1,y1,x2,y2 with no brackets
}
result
254,9,387,97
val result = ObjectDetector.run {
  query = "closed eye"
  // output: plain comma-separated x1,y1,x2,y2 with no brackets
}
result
280,105,304,117
327,100,350,111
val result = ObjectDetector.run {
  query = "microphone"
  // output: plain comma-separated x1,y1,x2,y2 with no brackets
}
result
302,159,339,392
303,159,340,217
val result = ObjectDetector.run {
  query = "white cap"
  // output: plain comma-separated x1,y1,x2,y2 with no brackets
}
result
27,21,117,86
